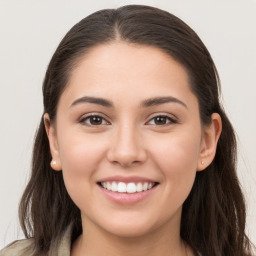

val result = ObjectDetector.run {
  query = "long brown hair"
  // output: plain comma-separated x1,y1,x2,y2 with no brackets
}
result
19,5,254,255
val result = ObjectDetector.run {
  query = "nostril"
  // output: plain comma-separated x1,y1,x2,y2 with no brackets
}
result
106,137,147,167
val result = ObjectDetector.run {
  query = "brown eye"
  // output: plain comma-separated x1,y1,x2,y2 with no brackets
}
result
147,115,176,126
81,115,108,126
155,116,168,125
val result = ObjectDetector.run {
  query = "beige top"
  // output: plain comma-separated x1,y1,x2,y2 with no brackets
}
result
0,226,72,256
0,227,203,256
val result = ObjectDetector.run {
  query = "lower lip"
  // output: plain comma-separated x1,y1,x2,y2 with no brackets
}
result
98,185,158,205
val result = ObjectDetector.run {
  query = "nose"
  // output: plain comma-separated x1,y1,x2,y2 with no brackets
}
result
107,124,147,168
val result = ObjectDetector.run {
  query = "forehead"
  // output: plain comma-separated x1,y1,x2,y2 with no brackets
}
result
59,42,197,109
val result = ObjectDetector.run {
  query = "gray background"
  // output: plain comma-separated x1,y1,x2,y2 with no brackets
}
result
0,0,255,248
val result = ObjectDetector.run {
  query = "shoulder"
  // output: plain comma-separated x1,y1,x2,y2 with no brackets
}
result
0,239,35,256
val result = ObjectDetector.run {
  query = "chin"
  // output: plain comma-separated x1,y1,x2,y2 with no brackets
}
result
103,222,157,238
93,211,171,239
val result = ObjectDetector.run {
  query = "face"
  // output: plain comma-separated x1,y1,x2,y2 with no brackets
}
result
45,42,218,238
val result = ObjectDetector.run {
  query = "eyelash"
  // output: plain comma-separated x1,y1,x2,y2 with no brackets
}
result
79,114,177,127
146,115,177,126
79,114,110,127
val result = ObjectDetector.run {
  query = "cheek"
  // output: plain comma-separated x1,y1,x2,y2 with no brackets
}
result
152,128,201,165
160,136,200,172
57,132,107,198
149,130,201,199
58,131,106,171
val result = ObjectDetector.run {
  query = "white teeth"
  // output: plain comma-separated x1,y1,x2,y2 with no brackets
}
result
148,183,153,189
136,183,143,192
107,182,111,190
127,183,137,193
117,182,126,192
142,182,148,191
111,182,118,192
100,181,155,193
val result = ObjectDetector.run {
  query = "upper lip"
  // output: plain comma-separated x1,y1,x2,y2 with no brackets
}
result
97,176,158,183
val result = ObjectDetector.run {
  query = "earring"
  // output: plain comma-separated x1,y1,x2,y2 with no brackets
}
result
201,160,205,165
51,160,57,165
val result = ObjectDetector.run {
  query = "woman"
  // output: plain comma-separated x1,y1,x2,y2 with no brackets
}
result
0,4,254,256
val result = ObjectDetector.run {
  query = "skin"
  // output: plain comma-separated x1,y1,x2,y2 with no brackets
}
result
44,42,222,256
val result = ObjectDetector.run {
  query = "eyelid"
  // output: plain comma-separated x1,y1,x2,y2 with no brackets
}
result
145,113,178,126
78,112,178,127
79,112,111,126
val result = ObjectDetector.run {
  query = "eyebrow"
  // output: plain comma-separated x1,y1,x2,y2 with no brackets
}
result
71,96,113,108
70,96,187,109
141,96,187,108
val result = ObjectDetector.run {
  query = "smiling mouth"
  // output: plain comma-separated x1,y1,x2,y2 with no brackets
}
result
97,181,159,193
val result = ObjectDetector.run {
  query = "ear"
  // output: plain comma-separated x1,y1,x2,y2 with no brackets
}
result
44,113,62,171
197,113,222,171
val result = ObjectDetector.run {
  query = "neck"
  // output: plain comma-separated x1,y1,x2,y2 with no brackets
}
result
71,215,191,256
